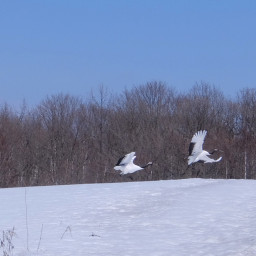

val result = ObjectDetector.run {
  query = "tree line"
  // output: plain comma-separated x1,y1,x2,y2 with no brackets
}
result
0,81,256,187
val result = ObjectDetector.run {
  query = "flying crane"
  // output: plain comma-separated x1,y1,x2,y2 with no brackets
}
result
114,152,153,175
188,130,222,165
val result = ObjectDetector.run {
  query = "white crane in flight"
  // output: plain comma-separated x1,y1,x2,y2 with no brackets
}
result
188,130,222,165
114,152,152,175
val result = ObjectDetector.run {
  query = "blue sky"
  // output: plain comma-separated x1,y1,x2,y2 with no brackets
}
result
1,0,256,108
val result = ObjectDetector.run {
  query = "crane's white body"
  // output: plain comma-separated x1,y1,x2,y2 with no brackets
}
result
188,130,222,165
114,152,152,175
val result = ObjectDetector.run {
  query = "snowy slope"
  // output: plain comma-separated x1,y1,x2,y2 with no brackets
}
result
1,179,256,256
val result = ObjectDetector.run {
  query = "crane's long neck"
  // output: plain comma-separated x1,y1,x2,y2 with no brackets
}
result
209,149,218,155
141,162,153,169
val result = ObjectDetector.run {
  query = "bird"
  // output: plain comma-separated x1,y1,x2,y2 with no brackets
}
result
188,130,222,165
114,152,153,175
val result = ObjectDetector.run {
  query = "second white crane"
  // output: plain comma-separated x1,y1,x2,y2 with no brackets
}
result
188,130,222,165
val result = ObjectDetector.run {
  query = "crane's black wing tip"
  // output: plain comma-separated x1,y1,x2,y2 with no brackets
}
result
115,155,125,166
189,142,195,156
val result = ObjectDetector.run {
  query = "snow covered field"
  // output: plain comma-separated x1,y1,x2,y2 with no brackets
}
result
1,178,256,256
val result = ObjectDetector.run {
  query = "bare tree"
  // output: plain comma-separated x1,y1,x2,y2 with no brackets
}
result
35,94,85,184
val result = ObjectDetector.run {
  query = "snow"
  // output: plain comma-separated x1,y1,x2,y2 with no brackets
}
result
1,178,256,256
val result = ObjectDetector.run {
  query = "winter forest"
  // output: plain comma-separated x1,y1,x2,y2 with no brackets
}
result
1,81,256,188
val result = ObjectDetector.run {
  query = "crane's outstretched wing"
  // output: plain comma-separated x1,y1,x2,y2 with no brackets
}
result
115,152,136,166
189,130,207,156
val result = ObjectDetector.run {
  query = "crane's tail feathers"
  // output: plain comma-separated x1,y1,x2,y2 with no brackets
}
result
188,156,194,165
114,166,121,171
